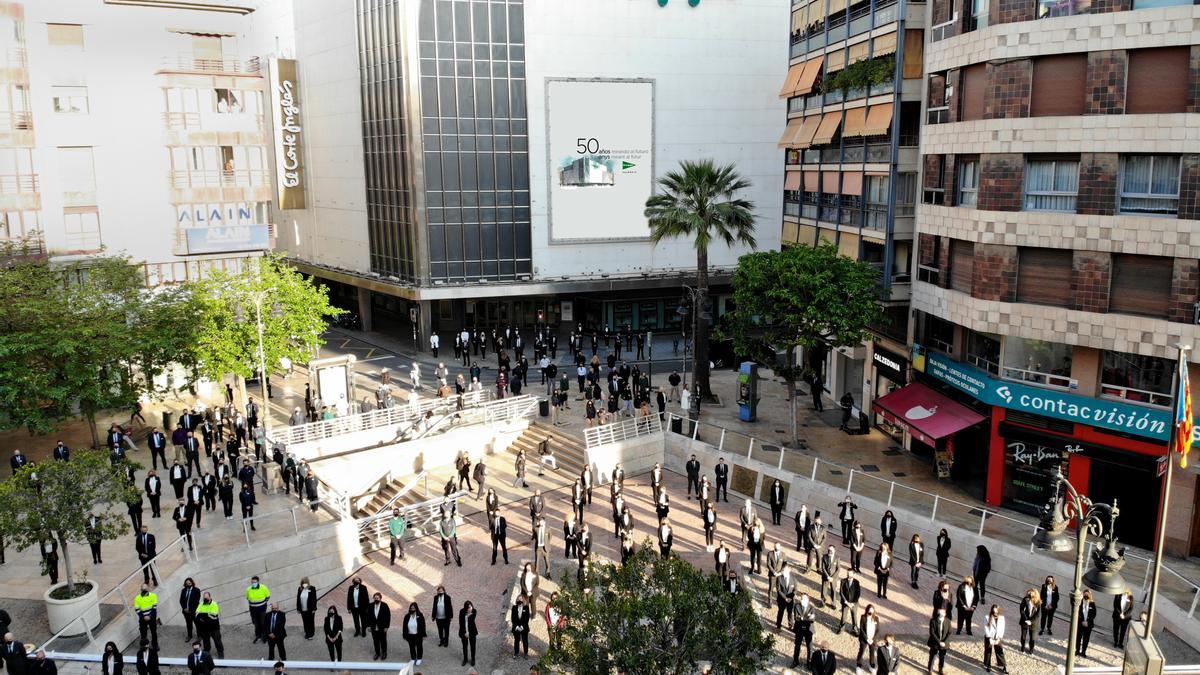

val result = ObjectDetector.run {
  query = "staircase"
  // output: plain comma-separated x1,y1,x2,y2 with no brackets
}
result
506,422,589,481
357,471,435,519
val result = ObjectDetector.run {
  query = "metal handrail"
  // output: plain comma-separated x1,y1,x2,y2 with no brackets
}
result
43,653,414,674
39,535,193,652
362,470,427,521
356,490,468,544
584,413,663,448
268,389,493,447
483,394,540,426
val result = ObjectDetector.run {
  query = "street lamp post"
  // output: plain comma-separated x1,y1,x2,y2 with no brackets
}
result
676,284,707,424
235,290,281,438
1031,465,1127,675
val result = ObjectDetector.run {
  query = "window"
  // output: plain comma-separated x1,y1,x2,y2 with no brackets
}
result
57,147,96,205
967,0,988,31
215,89,243,113
1017,248,1073,306
0,210,39,241
0,84,30,131
1003,337,1074,388
63,207,101,252
1119,155,1180,215
1125,47,1190,115
923,313,956,354
1024,159,1078,212
1030,54,1086,117
966,329,1001,374
46,23,84,48
895,172,917,214
51,86,89,114
1110,253,1172,318
957,159,979,208
1037,0,1091,17
949,239,974,293
1101,351,1172,407
959,63,986,122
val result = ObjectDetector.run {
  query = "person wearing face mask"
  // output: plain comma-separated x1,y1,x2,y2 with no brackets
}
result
857,604,879,670
346,577,369,638
133,585,159,650
401,603,426,665
101,641,123,675
458,600,478,667
1076,589,1097,658
1018,588,1041,654
1112,588,1134,649
134,640,158,675
323,607,343,661
264,602,287,661
874,542,893,599
246,576,270,643
185,641,213,675
875,633,900,674
927,608,951,674
179,578,200,642
983,604,1009,673
791,593,816,667
295,578,317,640
510,595,531,658
838,568,861,635
31,649,56,675
955,575,978,635
849,521,865,572
195,592,224,658
368,593,391,660
1039,575,1060,636
431,586,454,648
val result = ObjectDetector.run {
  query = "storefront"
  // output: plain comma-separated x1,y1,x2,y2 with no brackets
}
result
913,345,1171,550
870,343,908,439
873,382,988,479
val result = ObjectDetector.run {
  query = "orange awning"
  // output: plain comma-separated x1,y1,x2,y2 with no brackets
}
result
841,172,864,196
784,171,803,191
862,103,894,136
803,171,820,192
873,31,898,57
778,117,805,147
842,107,867,138
848,41,870,65
794,56,825,97
780,63,805,98
792,115,822,149
822,171,840,193
811,111,843,146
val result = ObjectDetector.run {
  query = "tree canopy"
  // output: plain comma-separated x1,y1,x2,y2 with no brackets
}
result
539,546,774,675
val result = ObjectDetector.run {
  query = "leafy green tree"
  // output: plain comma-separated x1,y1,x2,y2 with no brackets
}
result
0,252,194,446
724,243,884,444
539,546,773,675
0,450,141,595
645,160,756,419
192,254,342,387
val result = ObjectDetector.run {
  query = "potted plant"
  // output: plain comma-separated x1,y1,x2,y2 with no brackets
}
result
0,449,141,635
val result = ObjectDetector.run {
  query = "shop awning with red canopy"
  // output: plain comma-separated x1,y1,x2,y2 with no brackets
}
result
873,382,987,446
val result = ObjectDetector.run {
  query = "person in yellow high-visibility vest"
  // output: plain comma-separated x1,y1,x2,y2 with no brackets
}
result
247,576,271,643
133,584,159,649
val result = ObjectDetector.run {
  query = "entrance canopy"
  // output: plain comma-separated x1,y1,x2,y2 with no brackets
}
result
873,382,987,446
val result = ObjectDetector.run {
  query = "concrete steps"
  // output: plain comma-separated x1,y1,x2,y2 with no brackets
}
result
505,422,588,480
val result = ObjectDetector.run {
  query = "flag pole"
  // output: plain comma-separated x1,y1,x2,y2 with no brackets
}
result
1144,343,1189,635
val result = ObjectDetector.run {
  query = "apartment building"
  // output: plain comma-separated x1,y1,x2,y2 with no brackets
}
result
0,0,291,282
778,0,926,417
906,0,1200,553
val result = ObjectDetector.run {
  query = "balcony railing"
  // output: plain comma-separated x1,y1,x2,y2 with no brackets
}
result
142,255,252,287
0,111,32,132
163,112,202,130
158,55,262,75
0,174,38,194
1100,383,1172,408
169,169,269,189
2,47,26,69
0,234,46,258
1002,365,1076,391
784,201,801,217
927,106,950,125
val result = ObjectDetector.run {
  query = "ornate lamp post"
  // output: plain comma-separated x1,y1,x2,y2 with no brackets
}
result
1031,464,1127,675
675,284,710,423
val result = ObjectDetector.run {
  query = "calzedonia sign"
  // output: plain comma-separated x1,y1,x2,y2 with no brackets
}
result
916,347,1172,442
269,58,305,210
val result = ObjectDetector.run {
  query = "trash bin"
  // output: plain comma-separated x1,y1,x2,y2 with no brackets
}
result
670,416,683,434
162,411,173,430
539,399,550,417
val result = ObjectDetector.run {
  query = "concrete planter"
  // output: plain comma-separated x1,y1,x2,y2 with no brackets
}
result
44,580,100,636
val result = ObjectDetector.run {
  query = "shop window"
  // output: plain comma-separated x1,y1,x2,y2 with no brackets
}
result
1024,158,1078,212
1016,247,1073,307
51,86,89,114
957,159,979,208
1101,351,1172,407
1002,337,1074,389
1125,47,1189,115
965,329,1000,374
1118,155,1179,216
1109,253,1172,318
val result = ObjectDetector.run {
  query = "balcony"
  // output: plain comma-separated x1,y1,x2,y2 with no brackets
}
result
163,112,201,130
790,0,900,57
157,55,262,76
1002,365,1076,391
0,173,38,194
1100,383,1171,408
0,233,45,260
2,47,26,70
142,255,252,287
784,201,801,218
169,169,269,189
0,111,32,132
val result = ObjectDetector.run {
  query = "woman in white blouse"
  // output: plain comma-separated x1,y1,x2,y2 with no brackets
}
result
983,604,1008,673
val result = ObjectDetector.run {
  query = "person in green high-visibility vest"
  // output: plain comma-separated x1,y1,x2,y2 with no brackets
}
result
133,584,159,649
246,576,271,643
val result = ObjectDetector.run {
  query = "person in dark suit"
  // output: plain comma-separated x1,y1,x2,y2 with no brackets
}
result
775,567,796,629
935,528,952,576
51,442,70,462
533,516,551,576
144,471,163,519
135,526,158,585
793,504,810,552
857,604,879,670
1075,590,1097,657
657,519,674,557
956,576,979,635
563,516,579,559
791,593,816,666
804,516,826,572
169,461,187,500
265,603,287,661
185,642,213,675
838,569,862,634
85,513,103,564
179,578,200,641
431,587,454,648
880,510,897,550
347,577,370,637
927,608,951,673
1018,588,1041,654
172,499,194,552
528,490,545,531
1039,575,1060,636
40,538,59,585
147,429,167,470
875,634,900,674
458,600,478,667
3,634,28,675
973,545,992,601
769,480,786,526
101,641,122,675
218,477,234,519
30,650,55,675
685,454,701,498
809,640,837,675
1112,589,1134,649
713,458,729,502
836,496,857,543
490,514,509,565
873,542,892,598
134,640,159,675
401,602,426,665
908,534,925,589
323,607,344,661
367,593,391,660
296,578,317,640
510,595,531,658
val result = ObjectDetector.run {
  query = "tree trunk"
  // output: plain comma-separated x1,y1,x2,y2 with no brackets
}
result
58,533,74,595
693,246,711,418
786,348,798,447
85,410,99,450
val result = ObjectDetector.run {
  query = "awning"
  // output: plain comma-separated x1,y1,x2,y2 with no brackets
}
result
793,115,822,148
873,31,898,57
841,172,864,196
795,56,824,97
849,41,870,65
821,171,840,193
811,111,843,146
862,103,894,136
842,107,867,137
826,49,846,74
784,171,803,191
780,63,805,98
779,117,805,147
804,171,820,192
873,382,988,446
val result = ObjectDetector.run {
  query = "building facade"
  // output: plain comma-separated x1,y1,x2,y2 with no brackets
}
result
778,0,925,415
907,0,1200,554
281,0,786,339
0,0,294,280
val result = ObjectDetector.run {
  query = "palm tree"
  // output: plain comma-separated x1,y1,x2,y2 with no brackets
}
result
645,160,756,420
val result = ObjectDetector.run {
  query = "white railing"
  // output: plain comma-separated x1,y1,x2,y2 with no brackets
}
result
1100,383,1172,408
356,490,468,545
584,413,663,448
44,653,413,675
667,412,1200,618
362,470,427,521
483,394,540,426
40,535,194,652
1001,365,1076,390
267,389,492,446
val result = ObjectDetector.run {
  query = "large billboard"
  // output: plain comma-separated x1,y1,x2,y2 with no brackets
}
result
545,79,653,242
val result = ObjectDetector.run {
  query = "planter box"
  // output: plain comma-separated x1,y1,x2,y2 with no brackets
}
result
44,581,100,636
